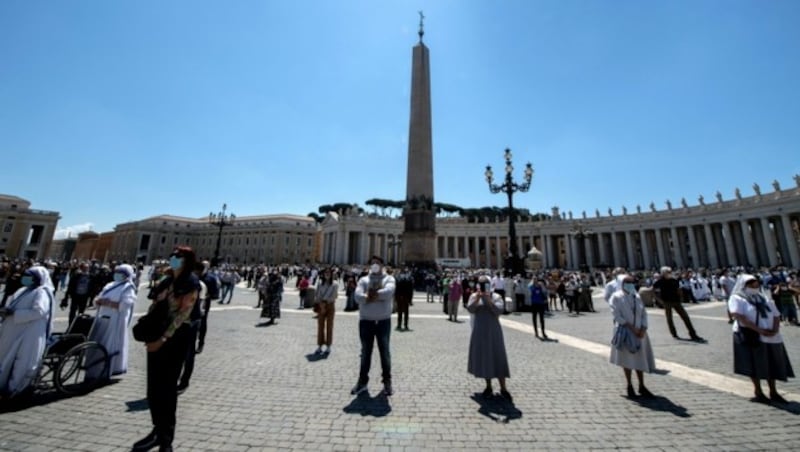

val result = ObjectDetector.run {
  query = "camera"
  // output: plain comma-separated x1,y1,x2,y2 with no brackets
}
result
478,282,488,292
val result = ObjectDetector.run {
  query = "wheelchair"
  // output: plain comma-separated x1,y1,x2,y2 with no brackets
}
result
33,314,111,396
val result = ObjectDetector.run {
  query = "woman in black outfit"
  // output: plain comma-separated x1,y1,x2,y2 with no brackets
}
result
133,246,200,452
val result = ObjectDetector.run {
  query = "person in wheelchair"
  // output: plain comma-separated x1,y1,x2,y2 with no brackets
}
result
88,263,137,377
0,266,54,400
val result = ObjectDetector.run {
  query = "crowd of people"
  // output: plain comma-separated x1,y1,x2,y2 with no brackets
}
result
1,252,799,450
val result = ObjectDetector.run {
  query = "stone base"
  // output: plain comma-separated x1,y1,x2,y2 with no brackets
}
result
402,230,437,265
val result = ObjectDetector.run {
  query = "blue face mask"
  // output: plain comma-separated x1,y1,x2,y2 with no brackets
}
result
21,275,35,287
623,283,636,294
113,273,126,283
169,256,184,270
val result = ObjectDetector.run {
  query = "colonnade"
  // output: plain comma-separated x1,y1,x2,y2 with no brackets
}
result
320,189,800,270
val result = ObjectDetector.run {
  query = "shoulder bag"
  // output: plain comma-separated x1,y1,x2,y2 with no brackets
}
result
133,298,171,343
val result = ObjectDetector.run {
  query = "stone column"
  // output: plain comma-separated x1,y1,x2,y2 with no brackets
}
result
668,228,682,267
625,230,636,269
702,224,719,269
721,222,737,267
781,214,800,267
610,232,621,268
740,220,758,267
597,232,608,265
542,234,551,268
585,235,595,268
484,234,491,269
759,217,778,266
654,228,666,268
686,226,700,269
566,234,575,269
340,230,349,265
640,229,652,269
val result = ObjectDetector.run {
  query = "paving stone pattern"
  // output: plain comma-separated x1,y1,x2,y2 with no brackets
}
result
1,281,799,451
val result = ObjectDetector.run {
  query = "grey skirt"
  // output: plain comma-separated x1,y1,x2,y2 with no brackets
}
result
733,337,795,381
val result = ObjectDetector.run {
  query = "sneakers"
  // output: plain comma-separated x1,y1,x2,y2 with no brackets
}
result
350,383,368,395
314,347,323,355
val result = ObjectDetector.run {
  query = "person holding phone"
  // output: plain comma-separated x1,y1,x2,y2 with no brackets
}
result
466,275,511,401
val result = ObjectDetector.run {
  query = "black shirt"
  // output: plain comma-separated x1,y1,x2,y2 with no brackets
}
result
653,277,680,303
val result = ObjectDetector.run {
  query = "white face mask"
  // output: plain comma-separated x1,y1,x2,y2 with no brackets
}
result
370,264,381,274
745,287,760,295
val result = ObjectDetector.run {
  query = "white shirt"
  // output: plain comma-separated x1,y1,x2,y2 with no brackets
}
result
728,293,782,344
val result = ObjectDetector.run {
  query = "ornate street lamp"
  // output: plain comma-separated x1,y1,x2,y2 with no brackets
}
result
208,203,235,267
485,148,534,276
568,222,594,270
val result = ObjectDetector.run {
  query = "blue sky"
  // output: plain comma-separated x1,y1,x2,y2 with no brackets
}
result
2,0,799,238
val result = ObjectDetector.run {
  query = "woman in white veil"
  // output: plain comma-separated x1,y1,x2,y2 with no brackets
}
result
89,264,137,377
728,274,794,404
0,265,54,399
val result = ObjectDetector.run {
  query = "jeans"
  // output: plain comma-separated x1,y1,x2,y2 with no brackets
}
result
358,318,391,385
221,283,233,304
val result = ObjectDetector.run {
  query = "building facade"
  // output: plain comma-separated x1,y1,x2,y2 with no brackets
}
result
108,214,319,265
320,182,800,270
0,194,60,261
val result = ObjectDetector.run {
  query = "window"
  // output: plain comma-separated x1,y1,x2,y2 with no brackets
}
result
160,236,166,244
3,223,12,233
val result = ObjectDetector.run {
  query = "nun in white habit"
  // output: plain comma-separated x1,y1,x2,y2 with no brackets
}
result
89,263,137,376
0,266,54,399
609,274,656,399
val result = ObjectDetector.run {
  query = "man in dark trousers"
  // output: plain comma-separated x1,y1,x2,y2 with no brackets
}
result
62,262,93,326
394,268,414,331
653,266,705,342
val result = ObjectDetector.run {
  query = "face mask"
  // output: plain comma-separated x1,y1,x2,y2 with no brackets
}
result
113,273,126,282
21,275,35,287
169,256,184,270
745,287,760,295
623,283,636,294
370,263,381,274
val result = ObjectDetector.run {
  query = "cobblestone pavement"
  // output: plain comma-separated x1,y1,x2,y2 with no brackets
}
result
2,281,800,451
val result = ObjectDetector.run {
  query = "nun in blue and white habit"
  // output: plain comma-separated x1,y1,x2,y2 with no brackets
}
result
0,266,54,399
89,263,137,376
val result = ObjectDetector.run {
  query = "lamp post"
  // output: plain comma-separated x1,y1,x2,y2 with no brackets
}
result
485,148,534,276
568,223,594,270
208,203,235,267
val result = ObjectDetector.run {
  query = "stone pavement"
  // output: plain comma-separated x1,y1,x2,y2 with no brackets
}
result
2,280,800,451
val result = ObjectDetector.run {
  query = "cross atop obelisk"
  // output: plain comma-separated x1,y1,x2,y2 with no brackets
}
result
402,13,437,268
418,10,425,41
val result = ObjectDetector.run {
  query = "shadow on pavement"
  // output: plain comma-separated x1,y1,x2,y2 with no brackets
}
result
125,397,150,412
470,393,523,423
538,337,559,343
760,399,800,415
1,379,120,413
343,391,392,417
629,395,691,418
255,320,277,328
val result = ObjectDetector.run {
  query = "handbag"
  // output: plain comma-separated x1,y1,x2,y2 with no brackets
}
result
734,327,760,348
734,302,762,348
132,299,170,343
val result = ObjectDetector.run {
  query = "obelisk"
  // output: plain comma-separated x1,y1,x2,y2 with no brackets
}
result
402,12,437,267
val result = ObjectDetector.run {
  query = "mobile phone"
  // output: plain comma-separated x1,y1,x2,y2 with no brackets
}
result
478,282,487,292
